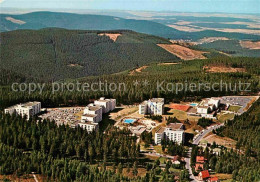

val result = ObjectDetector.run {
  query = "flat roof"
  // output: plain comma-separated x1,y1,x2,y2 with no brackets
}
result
5,101,40,109
166,123,183,130
87,106,101,111
198,106,209,109
156,127,165,134
82,114,97,118
23,101,41,107
150,98,164,103
95,100,110,103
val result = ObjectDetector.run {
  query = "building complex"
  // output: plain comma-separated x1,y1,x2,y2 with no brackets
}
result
155,123,185,145
4,101,41,120
78,97,116,132
139,98,164,115
196,98,220,119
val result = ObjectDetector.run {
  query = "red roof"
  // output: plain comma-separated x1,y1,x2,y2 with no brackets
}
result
195,163,204,171
171,155,179,162
210,177,219,182
200,170,210,179
196,156,205,163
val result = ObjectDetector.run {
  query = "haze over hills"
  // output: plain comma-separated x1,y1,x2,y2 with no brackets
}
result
1,11,260,41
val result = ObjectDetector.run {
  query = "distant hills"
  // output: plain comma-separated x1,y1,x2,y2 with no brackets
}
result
1,11,260,41
0,29,180,83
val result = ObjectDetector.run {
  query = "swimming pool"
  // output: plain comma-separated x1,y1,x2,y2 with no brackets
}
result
190,103,198,107
124,119,136,124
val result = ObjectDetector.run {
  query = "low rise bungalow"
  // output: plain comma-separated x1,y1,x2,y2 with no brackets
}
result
209,177,219,182
196,156,206,163
198,170,210,181
195,156,206,171
195,163,204,171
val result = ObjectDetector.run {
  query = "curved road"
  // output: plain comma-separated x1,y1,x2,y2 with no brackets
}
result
185,124,224,182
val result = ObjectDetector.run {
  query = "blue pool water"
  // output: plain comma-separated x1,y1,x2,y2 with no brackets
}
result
124,119,136,124
190,103,198,107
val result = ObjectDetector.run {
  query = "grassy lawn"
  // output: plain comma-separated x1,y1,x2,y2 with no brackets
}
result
218,113,235,122
169,168,182,174
159,157,167,164
228,105,241,112
99,113,117,131
166,109,188,120
154,145,164,154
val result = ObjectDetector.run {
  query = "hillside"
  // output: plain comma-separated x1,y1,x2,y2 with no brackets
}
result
200,40,260,57
1,11,260,41
0,28,180,83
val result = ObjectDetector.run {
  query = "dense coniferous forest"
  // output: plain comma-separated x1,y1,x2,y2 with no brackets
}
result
200,40,260,57
0,29,179,82
216,99,260,161
1,56,259,110
0,114,141,181
0,113,191,181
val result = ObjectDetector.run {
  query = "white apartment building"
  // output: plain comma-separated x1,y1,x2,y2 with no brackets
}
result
4,102,41,120
78,121,98,132
197,98,220,119
197,106,210,114
139,98,164,115
94,97,116,113
79,97,116,132
83,104,103,123
155,123,185,145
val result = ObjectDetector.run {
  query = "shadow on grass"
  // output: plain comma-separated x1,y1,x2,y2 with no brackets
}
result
99,108,123,132
164,106,173,115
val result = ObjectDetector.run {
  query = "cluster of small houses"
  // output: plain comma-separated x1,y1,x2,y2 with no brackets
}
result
196,156,219,182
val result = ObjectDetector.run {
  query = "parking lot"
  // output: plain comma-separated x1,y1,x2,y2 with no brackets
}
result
220,96,256,114
40,107,84,126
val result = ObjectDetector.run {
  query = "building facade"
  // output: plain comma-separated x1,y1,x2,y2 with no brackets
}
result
83,104,103,123
4,102,41,120
139,98,164,115
79,97,116,132
78,121,98,132
155,123,185,145
94,97,116,113
197,98,220,119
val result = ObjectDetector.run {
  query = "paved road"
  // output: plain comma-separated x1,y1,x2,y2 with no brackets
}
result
193,124,224,145
184,124,224,182
33,174,39,182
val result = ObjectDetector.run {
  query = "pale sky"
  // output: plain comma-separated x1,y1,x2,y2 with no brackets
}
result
0,0,260,14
